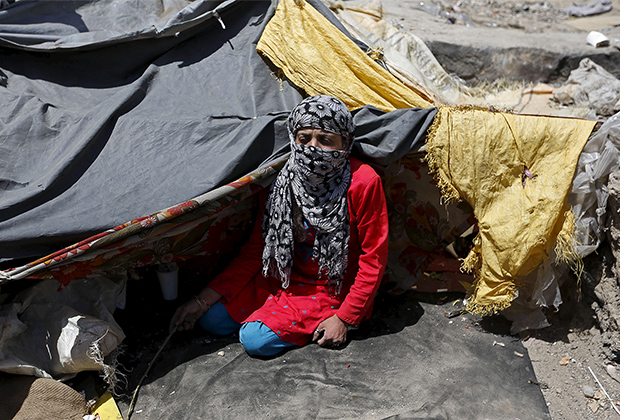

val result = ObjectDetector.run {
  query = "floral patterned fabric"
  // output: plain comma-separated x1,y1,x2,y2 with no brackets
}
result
1,154,474,296
376,153,476,295
0,160,287,287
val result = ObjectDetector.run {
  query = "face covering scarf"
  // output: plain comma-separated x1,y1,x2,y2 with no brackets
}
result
262,95,355,294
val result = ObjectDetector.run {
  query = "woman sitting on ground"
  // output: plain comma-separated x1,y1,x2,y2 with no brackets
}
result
170,95,388,357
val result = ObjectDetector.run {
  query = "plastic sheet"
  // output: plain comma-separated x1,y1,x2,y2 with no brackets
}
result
325,0,467,104
572,111,620,256
503,258,566,334
117,294,550,419
0,275,126,380
554,59,620,117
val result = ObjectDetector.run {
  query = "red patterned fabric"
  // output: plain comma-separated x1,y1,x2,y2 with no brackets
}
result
208,158,389,345
2,154,474,300
1,159,286,285
376,154,476,295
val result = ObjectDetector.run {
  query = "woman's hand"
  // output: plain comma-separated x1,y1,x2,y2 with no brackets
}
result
169,288,222,333
169,299,205,333
312,314,348,347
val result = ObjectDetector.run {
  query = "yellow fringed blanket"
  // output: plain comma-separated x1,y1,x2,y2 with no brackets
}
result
426,107,595,313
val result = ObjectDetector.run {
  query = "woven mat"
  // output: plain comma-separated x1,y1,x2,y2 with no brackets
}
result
0,375,87,420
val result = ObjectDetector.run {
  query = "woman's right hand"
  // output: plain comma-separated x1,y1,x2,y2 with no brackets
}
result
170,288,222,333
170,299,207,333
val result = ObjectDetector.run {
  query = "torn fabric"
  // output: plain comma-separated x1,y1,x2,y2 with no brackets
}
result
426,106,595,314
256,0,432,111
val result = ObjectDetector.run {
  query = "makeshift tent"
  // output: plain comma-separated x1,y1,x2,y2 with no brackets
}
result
0,0,440,380
0,0,596,380
0,0,437,277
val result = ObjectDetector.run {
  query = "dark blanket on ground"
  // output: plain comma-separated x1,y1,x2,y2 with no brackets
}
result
0,0,435,264
117,287,549,419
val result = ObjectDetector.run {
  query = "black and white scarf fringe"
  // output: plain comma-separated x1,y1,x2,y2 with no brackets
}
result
262,143,351,294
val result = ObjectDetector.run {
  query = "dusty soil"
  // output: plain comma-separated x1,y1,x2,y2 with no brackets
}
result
380,0,620,54
519,258,620,420
377,0,620,84
389,0,619,34
373,1,620,419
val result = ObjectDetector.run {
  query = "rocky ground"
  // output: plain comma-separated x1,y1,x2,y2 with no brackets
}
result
363,1,620,419
381,0,620,83
519,259,620,420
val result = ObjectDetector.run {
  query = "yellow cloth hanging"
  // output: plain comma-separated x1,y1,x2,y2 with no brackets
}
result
256,0,432,111
426,107,596,314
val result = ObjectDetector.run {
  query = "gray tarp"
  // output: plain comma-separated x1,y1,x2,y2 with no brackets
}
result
0,0,435,264
116,287,550,419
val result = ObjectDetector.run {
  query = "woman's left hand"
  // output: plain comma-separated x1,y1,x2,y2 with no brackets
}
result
313,315,348,347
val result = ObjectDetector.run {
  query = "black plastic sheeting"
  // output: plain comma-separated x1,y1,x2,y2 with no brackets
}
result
0,0,436,264
116,288,550,419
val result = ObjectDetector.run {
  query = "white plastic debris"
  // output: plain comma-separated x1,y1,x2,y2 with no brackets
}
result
587,31,610,48
554,59,620,116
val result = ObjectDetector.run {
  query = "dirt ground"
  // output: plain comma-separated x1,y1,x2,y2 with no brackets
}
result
519,257,620,420
383,0,620,34
372,1,620,419
379,0,620,49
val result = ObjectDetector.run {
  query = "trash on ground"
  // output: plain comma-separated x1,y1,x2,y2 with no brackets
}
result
554,58,620,117
563,0,612,17
586,30,610,48
90,391,123,420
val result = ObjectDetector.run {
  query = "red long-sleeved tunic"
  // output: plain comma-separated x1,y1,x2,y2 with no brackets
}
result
208,157,388,345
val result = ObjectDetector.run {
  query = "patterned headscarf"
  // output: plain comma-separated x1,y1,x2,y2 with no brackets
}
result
262,95,355,294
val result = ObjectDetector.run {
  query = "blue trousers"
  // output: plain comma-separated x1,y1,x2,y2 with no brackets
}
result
198,302,293,357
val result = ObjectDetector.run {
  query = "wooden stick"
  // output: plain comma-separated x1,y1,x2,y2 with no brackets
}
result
588,366,620,417
127,328,177,419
